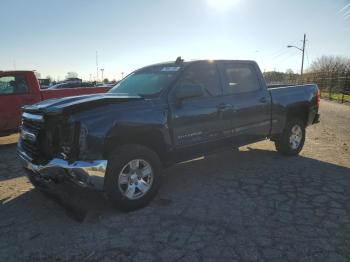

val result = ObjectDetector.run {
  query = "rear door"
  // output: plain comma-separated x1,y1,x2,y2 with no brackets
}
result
168,62,227,157
218,62,271,144
0,74,35,133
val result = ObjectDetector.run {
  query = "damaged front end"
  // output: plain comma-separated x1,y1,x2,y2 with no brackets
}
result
17,111,107,191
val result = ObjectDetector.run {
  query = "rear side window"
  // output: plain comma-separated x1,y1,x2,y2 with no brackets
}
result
0,75,28,95
223,64,261,94
177,62,222,98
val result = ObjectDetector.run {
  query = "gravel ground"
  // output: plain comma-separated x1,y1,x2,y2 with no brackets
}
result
0,99,349,262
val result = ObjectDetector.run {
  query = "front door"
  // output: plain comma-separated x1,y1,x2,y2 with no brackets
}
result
168,62,226,159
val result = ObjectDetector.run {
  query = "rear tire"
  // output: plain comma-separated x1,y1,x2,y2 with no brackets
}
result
275,118,305,156
104,144,162,211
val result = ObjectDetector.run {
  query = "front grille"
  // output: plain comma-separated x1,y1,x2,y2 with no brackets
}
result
19,112,73,162
20,113,44,161
21,140,40,159
22,119,42,133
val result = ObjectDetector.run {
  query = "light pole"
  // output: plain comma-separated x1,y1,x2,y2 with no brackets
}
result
100,69,104,83
287,33,306,80
96,51,99,82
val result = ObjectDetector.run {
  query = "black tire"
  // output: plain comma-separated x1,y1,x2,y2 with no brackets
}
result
274,118,305,156
104,144,162,211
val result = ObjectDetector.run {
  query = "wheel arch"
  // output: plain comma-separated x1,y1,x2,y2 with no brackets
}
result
286,104,309,126
103,128,169,165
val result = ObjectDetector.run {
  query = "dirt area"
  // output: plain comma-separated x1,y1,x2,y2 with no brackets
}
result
0,99,349,261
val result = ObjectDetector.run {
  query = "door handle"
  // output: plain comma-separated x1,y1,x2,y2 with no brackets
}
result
259,97,267,103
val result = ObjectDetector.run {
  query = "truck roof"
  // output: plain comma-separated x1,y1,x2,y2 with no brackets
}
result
132,59,259,76
146,59,257,67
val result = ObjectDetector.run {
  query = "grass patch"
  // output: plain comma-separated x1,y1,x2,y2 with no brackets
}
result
320,91,350,103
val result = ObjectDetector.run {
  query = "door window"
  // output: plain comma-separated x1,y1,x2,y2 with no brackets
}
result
223,64,261,94
0,75,28,95
176,62,222,98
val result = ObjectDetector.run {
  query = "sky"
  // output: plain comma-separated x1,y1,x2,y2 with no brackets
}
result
1,0,350,81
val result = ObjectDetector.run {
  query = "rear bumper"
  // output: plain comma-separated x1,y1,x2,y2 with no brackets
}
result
18,146,107,191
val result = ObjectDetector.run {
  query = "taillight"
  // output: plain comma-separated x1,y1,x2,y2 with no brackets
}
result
316,89,320,107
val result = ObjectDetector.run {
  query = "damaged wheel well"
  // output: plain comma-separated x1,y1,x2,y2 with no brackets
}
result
103,130,168,165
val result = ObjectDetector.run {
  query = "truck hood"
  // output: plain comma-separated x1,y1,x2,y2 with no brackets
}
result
22,93,143,114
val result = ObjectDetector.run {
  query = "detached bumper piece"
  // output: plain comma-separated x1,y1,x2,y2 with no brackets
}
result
18,148,107,191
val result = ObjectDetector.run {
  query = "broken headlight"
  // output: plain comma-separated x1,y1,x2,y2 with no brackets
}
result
58,121,89,161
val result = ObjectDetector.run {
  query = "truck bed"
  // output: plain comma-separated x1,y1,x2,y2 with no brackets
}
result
268,84,319,135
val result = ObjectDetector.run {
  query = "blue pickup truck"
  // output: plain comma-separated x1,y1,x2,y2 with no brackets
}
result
18,58,320,211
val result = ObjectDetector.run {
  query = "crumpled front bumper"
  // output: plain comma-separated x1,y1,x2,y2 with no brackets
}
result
18,148,107,191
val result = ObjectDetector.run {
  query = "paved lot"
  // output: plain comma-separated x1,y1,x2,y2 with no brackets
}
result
0,99,349,261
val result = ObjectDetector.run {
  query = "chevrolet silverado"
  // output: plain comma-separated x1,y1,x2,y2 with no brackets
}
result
17,59,320,211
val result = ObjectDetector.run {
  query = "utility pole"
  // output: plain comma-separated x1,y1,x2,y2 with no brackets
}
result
96,51,99,82
300,33,306,79
100,69,104,82
287,33,306,82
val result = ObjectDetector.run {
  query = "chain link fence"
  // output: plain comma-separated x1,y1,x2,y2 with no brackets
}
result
264,72,350,103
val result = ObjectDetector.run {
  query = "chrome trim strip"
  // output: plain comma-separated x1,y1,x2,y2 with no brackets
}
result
20,128,37,142
22,112,44,122
18,147,33,162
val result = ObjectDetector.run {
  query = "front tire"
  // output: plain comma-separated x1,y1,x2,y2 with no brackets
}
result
275,118,305,156
104,144,162,211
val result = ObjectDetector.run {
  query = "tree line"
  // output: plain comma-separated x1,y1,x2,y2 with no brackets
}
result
264,56,350,94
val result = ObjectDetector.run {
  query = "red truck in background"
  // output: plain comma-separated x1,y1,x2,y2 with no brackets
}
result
0,71,111,136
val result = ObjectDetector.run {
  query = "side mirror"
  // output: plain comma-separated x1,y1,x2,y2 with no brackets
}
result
175,84,204,101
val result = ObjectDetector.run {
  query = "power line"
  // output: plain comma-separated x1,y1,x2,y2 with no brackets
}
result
272,49,295,63
278,52,299,65
271,48,290,60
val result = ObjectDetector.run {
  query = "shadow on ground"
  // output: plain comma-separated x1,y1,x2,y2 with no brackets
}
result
3,147,350,222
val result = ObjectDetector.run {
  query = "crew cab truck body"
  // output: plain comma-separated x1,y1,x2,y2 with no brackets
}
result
17,60,320,211
0,71,110,136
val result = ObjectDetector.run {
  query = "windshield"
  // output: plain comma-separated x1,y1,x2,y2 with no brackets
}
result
109,65,182,97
